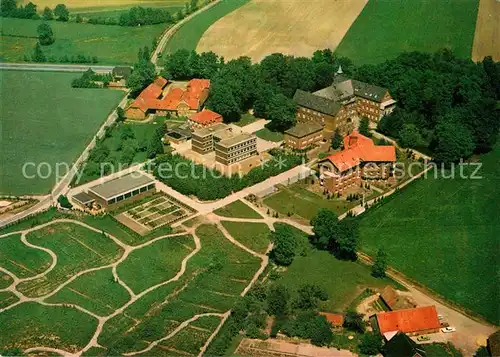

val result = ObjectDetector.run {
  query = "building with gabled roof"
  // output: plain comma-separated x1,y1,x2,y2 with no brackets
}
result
319,131,396,194
293,68,396,137
373,305,441,336
284,121,324,150
188,109,223,129
125,78,210,120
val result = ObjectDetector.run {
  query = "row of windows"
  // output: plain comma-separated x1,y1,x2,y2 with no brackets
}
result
106,184,154,205
225,140,256,151
221,152,255,164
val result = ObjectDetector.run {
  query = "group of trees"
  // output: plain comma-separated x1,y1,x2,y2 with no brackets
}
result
310,209,359,260
127,46,156,96
357,50,499,164
71,69,112,88
153,151,302,200
269,224,304,266
0,1,69,21
162,48,353,131
28,45,98,64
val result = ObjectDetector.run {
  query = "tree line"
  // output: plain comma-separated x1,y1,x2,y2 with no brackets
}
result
161,48,353,132
71,69,113,88
355,50,499,164
1,1,69,21
161,48,499,164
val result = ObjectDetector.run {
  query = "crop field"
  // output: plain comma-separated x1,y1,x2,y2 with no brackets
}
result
0,17,166,64
264,183,356,221
276,224,400,312
163,0,250,55
0,234,52,278
0,70,124,196
196,0,367,62
472,0,500,61
358,146,500,324
16,222,124,298
335,0,480,64
0,215,264,354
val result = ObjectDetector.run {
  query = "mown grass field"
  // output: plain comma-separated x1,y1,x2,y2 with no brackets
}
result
0,70,124,196
264,184,356,220
17,222,124,298
358,146,500,324
221,221,271,254
277,224,400,313
214,200,262,219
163,0,249,55
0,17,166,64
335,0,480,64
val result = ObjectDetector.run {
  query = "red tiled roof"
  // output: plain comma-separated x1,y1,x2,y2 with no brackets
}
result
157,87,184,110
319,312,344,327
129,77,168,112
376,306,441,335
189,109,222,125
181,78,210,110
324,131,396,172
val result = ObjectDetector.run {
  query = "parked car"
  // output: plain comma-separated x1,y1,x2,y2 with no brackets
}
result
417,335,431,341
438,314,444,320
441,327,456,333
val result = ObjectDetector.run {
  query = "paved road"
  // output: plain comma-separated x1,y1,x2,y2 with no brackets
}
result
150,0,222,66
0,62,117,73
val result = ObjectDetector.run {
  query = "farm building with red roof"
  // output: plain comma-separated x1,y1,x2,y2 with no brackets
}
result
319,312,344,328
374,305,441,336
125,78,210,120
319,131,396,194
188,109,223,128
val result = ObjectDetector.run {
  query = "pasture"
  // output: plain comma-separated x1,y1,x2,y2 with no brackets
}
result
0,17,166,64
335,0,480,64
196,0,367,62
0,70,124,196
472,0,500,61
358,146,500,324
20,0,185,8
163,0,250,55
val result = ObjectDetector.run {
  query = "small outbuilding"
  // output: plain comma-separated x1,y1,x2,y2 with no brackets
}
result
112,66,133,80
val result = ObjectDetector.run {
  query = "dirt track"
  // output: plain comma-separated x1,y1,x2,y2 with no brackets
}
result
472,0,500,61
196,0,368,62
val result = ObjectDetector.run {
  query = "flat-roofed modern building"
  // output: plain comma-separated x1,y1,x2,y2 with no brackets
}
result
87,172,156,209
191,123,228,155
284,122,324,150
214,132,257,165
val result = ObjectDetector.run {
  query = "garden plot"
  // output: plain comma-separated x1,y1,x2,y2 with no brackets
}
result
116,195,194,235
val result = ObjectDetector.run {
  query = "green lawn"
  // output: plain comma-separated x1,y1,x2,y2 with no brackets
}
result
358,146,500,324
214,200,262,219
221,221,271,254
0,17,166,64
0,70,124,195
277,224,400,313
17,222,124,297
335,0,479,64
234,113,258,127
0,302,98,352
163,0,250,54
46,268,131,316
255,127,284,142
0,234,52,278
117,234,195,293
264,184,356,220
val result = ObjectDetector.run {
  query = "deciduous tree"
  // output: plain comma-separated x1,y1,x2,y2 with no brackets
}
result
54,4,69,21
42,7,54,20
372,247,388,278
37,22,55,45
